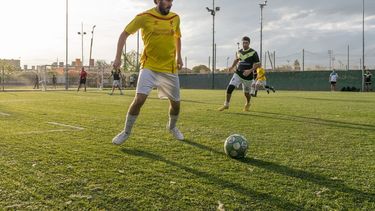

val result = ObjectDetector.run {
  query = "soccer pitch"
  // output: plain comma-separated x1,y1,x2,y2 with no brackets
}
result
0,90,374,210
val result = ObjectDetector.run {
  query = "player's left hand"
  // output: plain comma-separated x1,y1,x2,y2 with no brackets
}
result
177,56,183,70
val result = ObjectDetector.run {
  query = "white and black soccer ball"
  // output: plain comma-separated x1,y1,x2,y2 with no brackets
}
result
224,134,249,159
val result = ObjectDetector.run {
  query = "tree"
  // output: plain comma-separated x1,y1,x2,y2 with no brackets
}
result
122,50,141,72
96,60,112,73
0,60,21,73
192,65,210,73
294,59,301,71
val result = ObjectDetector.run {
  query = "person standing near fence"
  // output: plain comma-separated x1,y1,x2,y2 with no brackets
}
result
52,74,57,89
33,73,39,89
77,67,87,92
129,75,136,88
329,70,338,91
364,68,372,92
108,69,124,95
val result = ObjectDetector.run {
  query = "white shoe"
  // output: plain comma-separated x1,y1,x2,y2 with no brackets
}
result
112,130,130,145
168,127,184,140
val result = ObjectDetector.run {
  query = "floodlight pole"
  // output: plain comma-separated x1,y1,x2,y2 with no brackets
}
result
78,22,87,67
259,0,267,66
65,0,69,90
362,0,365,92
136,31,140,72
206,0,220,89
2,66,4,92
89,25,96,69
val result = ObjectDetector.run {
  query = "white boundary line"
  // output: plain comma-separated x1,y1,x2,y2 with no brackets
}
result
17,129,69,135
47,122,85,130
15,122,84,135
0,112,11,116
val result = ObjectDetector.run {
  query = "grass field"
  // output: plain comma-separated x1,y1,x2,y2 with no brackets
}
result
0,89,374,210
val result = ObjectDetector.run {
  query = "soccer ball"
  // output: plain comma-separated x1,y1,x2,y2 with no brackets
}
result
224,134,249,159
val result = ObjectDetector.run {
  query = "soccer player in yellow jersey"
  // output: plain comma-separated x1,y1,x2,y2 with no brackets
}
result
251,67,275,95
112,0,184,145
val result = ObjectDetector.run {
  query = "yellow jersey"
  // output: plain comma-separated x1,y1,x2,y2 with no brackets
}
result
256,67,266,81
125,8,181,73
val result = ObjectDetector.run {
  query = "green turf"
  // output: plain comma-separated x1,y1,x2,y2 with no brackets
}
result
0,90,374,210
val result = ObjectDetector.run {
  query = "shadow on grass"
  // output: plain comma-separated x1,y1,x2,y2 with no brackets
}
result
225,111,375,131
121,148,302,210
180,139,375,203
145,96,216,105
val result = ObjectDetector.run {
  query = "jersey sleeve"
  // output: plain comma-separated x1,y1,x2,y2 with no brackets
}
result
253,52,260,64
124,15,143,35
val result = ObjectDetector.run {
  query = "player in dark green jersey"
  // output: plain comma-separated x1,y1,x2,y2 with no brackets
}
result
218,36,261,112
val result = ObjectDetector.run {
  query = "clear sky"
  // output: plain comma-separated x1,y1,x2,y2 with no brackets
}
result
1,0,374,69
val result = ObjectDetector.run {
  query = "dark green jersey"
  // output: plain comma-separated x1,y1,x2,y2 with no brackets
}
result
111,70,121,80
235,48,260,80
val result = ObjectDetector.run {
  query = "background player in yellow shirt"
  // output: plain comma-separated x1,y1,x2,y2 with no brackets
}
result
251,67,275,95
112,0,184,145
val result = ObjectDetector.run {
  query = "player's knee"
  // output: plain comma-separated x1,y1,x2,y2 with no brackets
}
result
170,101,180,113
227,85,236,94
132,95,147,107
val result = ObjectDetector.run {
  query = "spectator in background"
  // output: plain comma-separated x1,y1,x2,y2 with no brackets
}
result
108,69,124,95
77,67,87,92
364,68,372,92
329,70,339,91
129,74,136,88
52,74,57,89
33,73,39,89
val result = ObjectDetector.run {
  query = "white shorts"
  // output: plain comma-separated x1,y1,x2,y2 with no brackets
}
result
136,68,180,102
229,73,254,93
113,80,120,87
255,80,266,89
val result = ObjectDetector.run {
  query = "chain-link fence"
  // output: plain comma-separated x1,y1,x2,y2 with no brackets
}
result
0,66,138,91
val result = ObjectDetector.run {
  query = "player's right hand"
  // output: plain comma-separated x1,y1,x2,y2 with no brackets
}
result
113,59,121,70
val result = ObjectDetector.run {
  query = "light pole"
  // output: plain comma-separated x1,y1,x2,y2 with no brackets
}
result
362,0,365,92
77,22,87,67
89,25,96,68
259,0,267,65
206,0,220,89
136,31,140,72
65,0,69,90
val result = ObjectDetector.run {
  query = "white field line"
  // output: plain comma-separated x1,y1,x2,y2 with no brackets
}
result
0,112,11,116
16,129,69,135
16,122,84,135
47,122,85,130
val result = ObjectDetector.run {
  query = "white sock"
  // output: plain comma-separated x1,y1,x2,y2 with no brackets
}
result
224,101,229,107
250,89,256,95
168,115,179,129
124,114,138,134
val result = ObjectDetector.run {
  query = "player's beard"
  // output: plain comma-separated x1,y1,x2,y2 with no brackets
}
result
158,4,171,15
